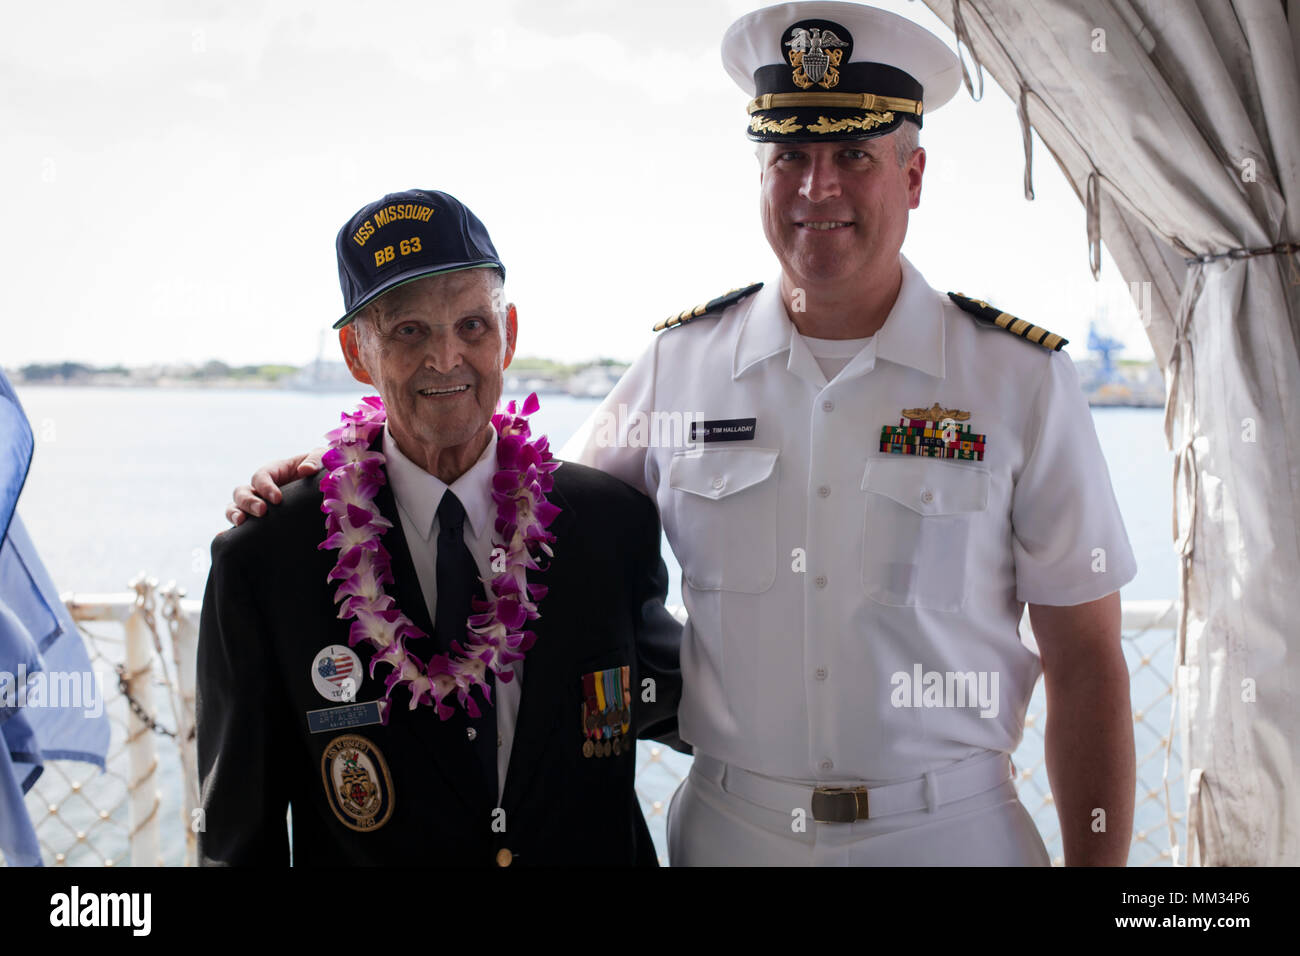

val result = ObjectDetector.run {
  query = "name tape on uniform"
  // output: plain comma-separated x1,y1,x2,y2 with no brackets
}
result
689,418,758,443
306,700,385,734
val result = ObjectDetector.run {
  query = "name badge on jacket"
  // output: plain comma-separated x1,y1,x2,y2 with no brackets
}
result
690,418,757,443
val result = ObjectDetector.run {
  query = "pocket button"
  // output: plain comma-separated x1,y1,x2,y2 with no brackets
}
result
920,488,935,505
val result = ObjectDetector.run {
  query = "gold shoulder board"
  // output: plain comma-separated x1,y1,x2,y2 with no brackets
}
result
652,282,764,333
947,292,1068,352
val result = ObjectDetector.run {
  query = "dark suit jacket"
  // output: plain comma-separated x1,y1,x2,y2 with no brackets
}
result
196,454,682,866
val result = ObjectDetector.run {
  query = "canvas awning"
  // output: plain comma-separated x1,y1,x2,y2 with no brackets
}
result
920,0,1300,865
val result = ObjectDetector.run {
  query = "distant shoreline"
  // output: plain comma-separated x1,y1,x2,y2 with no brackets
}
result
11,381,601,397
6,357,631,400
8,355,1164,407
12,380,1165,409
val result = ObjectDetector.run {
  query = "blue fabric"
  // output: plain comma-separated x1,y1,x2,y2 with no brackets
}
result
2,515,112,763
0,369,111,866
0,369,33,549
0,628,43,866
0,731,43,866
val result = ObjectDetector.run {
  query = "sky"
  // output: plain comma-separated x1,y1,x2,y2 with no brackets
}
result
1,0,1152,368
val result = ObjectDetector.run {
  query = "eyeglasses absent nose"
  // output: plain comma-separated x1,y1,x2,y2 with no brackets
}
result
422,324,468,373
798,151,844,203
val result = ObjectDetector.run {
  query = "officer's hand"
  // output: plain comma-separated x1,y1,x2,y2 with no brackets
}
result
226,449,326,526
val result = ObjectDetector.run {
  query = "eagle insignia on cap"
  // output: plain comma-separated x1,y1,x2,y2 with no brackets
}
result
785,21,852,90
724,6,960,144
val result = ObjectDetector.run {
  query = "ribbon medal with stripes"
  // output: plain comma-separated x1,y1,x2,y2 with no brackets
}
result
880,402,986,461
581,666,631,758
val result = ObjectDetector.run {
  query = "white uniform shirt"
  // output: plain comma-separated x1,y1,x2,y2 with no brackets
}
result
383,425,520,804
564,255,1137,784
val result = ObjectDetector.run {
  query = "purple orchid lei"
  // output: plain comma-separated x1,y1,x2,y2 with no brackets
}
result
318,392,561,722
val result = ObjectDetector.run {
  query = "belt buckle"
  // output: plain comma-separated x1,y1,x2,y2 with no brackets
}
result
811,785,869,824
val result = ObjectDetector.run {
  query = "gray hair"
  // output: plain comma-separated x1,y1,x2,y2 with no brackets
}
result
754,122,920,166
891,121,919,165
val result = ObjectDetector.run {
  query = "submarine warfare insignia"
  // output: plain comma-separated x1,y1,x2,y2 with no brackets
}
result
653,282,763,332
581,666,631,758
322,734,394,832
880,402,986,460
948,292,1068,351
785,21,851,90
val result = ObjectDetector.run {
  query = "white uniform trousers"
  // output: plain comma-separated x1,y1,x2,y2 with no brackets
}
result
667,750,1051,866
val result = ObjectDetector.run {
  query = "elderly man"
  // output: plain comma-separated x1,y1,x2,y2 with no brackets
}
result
198,188,681,866
231,2,1138,867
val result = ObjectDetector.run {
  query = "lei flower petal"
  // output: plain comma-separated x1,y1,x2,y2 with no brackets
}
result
323,393,559,721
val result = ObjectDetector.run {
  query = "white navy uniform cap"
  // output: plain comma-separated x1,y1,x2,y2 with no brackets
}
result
722,1,962,142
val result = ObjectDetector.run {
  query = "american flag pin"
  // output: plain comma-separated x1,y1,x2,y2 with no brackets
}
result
311,644,364,703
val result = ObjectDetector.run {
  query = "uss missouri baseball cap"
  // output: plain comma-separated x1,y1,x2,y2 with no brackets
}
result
333,188,504,329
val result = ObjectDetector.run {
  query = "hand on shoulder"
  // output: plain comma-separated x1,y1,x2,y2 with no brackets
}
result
226,447,326,526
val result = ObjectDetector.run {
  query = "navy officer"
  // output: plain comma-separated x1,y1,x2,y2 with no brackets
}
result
564,1,1138,866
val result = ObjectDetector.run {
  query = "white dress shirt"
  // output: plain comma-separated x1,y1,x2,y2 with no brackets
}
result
382,424,520,805
564,254,1137,785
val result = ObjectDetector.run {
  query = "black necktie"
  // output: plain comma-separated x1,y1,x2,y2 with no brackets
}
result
434,491,498,806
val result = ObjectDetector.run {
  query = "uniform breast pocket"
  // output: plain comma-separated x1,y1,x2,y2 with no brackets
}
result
667,447,779,593
861,457,990,612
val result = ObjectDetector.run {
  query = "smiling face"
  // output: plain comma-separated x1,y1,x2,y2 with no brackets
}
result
340,267,516,477
759,130,924,289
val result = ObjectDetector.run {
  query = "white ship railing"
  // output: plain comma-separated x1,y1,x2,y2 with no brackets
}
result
0,583,1181,867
